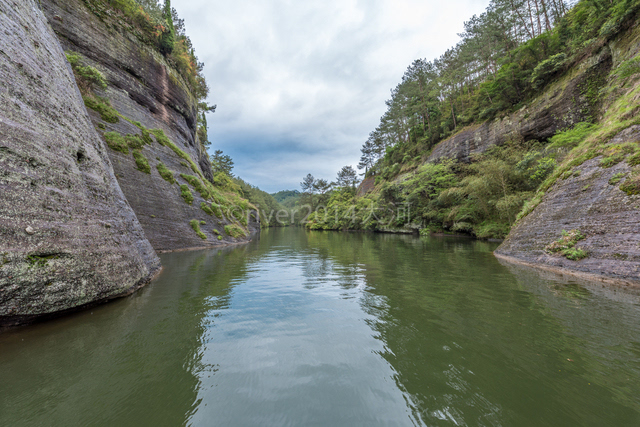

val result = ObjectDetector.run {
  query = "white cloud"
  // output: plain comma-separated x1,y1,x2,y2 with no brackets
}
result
173,0,489,193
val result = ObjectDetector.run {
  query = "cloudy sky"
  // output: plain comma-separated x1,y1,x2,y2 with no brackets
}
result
173,0,489,193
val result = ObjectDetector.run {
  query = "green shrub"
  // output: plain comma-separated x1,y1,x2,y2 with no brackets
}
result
140,128,153,145
150,129,170,146
530,53,567,90
548,122,597,149
210,203,223,219
231,207,248,226
133,150,150,174
65,51,107,93
615,56,640,80
627,152,640,166
125,134,145,149
181,174,211,199
201,202,214,215
189,219,207,240
156,162,175,183
609,172,626,185
599,152,625,168
104,132,129,154
620,173,640,195
545,229,588,260
217,235,223,240
180,184,194,205
212,229,220,235
224,224,246,238
563,247,588,260
83,96,120,123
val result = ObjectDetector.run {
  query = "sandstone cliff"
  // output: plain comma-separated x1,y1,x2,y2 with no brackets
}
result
413,15,640,285
427,49,611,164
42,0,259,252
494,21,640,285
0,0,161,325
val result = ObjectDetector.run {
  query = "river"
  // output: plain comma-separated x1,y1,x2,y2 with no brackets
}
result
1,228,640,426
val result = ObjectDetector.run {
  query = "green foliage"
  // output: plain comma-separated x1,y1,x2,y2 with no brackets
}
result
104,132,129,154
231,207,248,227
224,224,246,238
159,0,175,55
83,96,120,123
125,134,145,149
210,203,223,219
235,177,286,226
627,151,640,166
201,202,214,216
181,174,211,199
180,184,194,205
65,51,107,93
620,172,640,195
615,56,640,80
140,128,154,145
212,228,220,235
531,53,568,90
150,129,170,146
609,172,626,185
217,235,223,240
132,150,150,173
545,229,588,260
189,219,207,240
548,122,598,149
214,172,241,192
359,0,640,181
599,152,626,168
210,150,234,176
156,162,175,183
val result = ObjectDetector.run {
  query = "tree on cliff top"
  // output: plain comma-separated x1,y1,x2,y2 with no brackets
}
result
159,0,175,55
211,150,234,176
336,166,360,190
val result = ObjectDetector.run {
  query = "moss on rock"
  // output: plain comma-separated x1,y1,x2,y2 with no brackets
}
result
180,184,194,205
104,132,129,154
189,219,207,240
156,162,175,183
133,150,150,174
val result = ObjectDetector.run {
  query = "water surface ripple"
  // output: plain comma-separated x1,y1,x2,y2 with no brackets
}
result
1,228,640,426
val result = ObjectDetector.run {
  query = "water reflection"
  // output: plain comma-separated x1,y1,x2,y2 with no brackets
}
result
0,245,247,426
1,228,639,426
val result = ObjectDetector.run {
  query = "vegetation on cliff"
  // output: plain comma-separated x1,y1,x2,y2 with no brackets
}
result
305,0,640,240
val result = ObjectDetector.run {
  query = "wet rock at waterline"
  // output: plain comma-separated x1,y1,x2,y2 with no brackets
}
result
0,0,160,325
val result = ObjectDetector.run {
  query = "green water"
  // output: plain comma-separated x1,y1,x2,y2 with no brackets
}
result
1,228,640,426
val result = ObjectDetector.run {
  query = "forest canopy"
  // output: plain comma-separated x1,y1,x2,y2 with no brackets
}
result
358,0,640,178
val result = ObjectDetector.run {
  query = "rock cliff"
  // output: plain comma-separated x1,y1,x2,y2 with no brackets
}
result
0,0,161,325
495,22,640,285
427,49,611,164
41,0,259,252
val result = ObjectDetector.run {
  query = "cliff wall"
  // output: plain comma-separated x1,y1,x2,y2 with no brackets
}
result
0,0,161,325
495,21,640,285
427,48,611,163
42,0,259,251
495,129,640,285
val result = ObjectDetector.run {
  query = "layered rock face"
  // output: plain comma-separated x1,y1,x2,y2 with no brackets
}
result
0,0,161,325
495,23,640,285
41,0,259,251
428,49,611,163
496,127,640,286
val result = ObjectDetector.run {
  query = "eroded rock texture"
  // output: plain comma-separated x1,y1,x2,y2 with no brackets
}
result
427,50,612,163
0,0,161,324
494,22,640,285
42,0,259,251
496,127,640,285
